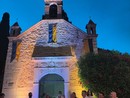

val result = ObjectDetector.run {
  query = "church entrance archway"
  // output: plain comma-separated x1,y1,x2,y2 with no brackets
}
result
39,74,64,98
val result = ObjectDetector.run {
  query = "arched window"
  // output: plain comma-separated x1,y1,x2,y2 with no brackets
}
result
49,4,57,18
90,27,93,34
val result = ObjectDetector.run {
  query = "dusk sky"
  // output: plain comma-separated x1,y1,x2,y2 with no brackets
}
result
0,0,130,53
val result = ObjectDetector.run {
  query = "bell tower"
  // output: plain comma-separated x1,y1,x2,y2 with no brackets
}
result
86,19,98,54
44,0,63,19
86,19,96,35
10,22,21,37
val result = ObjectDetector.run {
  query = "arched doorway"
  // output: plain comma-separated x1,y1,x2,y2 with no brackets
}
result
49,4,57,18
39,74,64,98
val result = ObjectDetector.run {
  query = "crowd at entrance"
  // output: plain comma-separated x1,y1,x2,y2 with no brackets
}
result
55,90,118,98
39,91,65,98
80,90,118,98
31,90,118,98
0,90,118,98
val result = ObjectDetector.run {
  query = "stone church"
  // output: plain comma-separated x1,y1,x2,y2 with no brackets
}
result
2,0,98,98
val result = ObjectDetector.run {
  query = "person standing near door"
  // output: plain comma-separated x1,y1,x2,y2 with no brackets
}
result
57,91,64,98
0,93,5,98
82,90,88,98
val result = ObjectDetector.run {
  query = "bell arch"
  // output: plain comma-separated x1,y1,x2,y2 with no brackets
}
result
49,4,57,18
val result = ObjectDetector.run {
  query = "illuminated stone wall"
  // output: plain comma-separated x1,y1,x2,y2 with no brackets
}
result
69,66,85,97
2,19,94,98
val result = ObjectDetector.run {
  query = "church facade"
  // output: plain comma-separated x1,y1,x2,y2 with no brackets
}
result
2,0,98,98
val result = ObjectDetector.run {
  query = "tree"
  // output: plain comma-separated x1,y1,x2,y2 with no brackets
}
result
78,49,130,98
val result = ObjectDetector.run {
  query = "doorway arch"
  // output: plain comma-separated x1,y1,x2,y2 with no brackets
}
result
39,74,64,98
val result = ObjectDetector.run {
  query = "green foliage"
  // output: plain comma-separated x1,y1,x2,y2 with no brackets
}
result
78,49,130,98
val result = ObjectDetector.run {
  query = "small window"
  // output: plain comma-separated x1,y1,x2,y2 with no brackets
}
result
13,30,16,35
48,24,57,43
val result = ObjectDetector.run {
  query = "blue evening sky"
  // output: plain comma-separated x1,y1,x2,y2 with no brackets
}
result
0,0,130,53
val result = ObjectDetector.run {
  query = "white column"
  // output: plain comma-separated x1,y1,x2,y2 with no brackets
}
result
64,82,69,98
32,82,39,98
